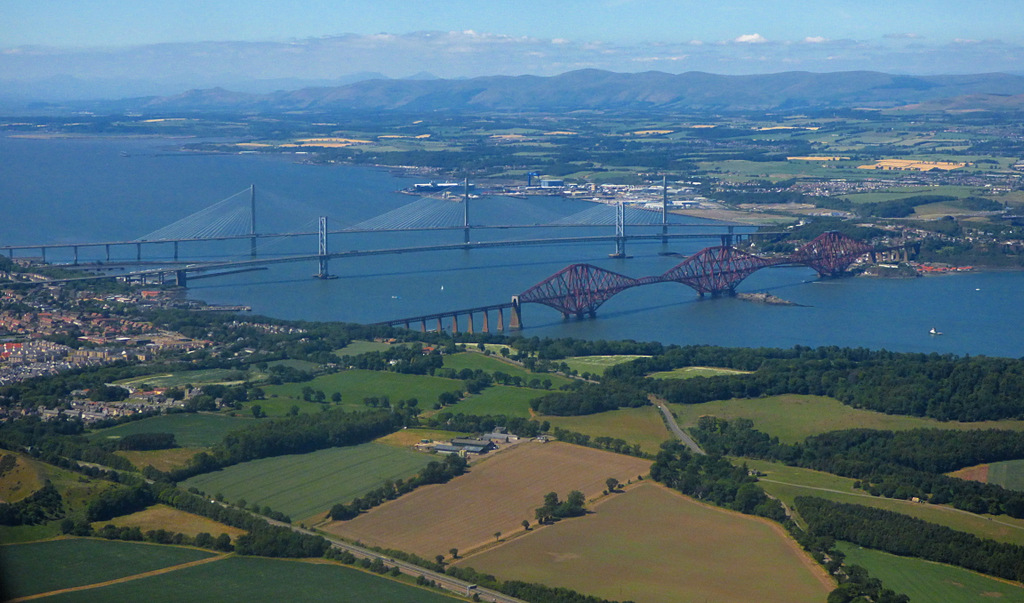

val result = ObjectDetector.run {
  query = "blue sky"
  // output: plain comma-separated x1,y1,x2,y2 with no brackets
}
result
6,0,1024,47
3,1,1024,97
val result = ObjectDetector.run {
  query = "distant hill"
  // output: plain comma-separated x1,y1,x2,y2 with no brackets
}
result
75,69,1024,113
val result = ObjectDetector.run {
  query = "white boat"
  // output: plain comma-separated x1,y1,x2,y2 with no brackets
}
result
930,327,943,335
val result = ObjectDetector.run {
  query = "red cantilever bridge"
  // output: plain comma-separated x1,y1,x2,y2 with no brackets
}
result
377,232,910,332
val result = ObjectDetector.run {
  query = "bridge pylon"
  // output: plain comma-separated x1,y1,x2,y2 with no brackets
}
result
314,216,337,279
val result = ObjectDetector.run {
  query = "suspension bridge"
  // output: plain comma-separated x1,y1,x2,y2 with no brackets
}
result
375,231,916,332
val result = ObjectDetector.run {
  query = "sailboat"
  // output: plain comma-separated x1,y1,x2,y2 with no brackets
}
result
929,327,943,336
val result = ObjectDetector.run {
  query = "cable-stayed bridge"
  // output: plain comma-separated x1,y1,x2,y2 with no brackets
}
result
1,185,752,275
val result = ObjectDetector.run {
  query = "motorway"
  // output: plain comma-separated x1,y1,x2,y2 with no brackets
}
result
266,518,525,603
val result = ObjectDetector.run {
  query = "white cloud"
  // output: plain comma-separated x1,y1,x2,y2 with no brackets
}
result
734,34,767,44
804,36,828,44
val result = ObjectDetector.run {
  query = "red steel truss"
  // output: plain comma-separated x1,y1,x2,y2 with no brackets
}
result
661,245,785,296
514,232,891,318
517,263,641,318
790,231,875,277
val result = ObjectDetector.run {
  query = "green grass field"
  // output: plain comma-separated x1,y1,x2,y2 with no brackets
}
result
261,369,464,416
450,385,545,418
0,539,216,599
33,553,460,603
562,355,648,376
647,366,750,379
91,413,252,448
744,458,1024,546
837,542,1024,603
114,368,248,389
668,394,1024,444
546,406,671,455
443,352,572,387
987,460,1024,492
181,443,433,521
335,340,394,356
463,482,831,603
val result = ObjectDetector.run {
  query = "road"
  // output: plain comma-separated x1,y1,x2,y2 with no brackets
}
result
265,518,525,603
655,402,705,455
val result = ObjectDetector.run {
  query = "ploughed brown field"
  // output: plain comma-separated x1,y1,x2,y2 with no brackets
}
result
323,441,651,557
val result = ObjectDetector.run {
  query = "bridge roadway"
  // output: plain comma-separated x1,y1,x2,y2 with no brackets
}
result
0,222,749,255
27,231,767,285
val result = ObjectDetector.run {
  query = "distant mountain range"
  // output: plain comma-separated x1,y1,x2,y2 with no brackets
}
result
17,69,1024,114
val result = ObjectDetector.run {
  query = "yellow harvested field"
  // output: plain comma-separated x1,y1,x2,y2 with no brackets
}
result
632,129,674,135
858,159,967,171
490,134,527,140
463,483,832,603
787,156,850,161
323,442,651,557
688,124,717,128
542,131,577,135
758,126,820,131
90,504,246,540
291,137,372,147
234,142,271,148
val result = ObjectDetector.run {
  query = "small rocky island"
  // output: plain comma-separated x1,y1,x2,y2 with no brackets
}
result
737,292,805,306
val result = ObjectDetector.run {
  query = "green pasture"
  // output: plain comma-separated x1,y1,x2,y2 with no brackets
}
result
745,458,1024,546
335,340,394,356
987,460,1024,492
837,542,1024,603
648,366,750,380
91,413,251,448
114,368,248,389
0,539,216,599
34,554,460,603
443,352,572,387
547,406,670,455
451,385,545,418
181,443,433,521
260,369,465,415
840,185,980,204
562,355,649,376
668,394,1024,444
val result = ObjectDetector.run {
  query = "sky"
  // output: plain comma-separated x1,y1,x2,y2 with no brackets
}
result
3,1,1024,98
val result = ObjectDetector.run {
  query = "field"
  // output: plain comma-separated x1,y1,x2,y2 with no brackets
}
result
986,460,1024,492
562,355,649,375
443,352,573,387
114,368,247,389
117,447,205,472
463,482,832,603
838,542,1024,603
89,504,247,541
545,406,671,454
374,428,469,447
0,538,217,599
261,369,464,414
668,394,1024,444
29,553,460,603
334,340,394,356
745,458,1024,546
181,443,433,522
324,442,651,557
647,366,751,379
0,450,44,504
91,413,251,448
0,456,117,544
449,385,545,418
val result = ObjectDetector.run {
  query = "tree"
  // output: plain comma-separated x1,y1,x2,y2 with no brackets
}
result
449,547,459,559
522,519,530,531
250,404,265,419
288,405,299,417
494,531,501,541
331,392,342,403
606,477,620,493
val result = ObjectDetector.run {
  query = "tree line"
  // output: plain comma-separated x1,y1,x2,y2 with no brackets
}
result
797,496,1024,583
